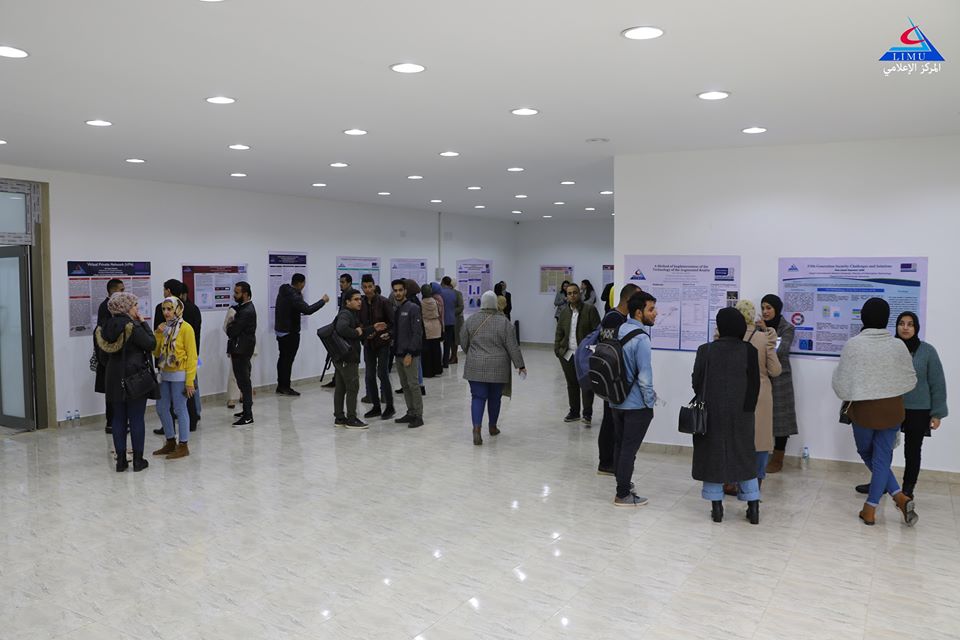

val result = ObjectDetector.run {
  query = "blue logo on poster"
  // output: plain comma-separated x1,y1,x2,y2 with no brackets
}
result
900,263,917,272
714,267,734,282
629,269,646,281
880,18,945,61
788,264,800,272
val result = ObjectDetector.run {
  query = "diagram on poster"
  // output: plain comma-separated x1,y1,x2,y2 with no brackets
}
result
268,252,307,330
182,264,248,310
623,255,740,351
602,264,615,288
778,257,928,357
457,259,493,315
540,265,574,294
68,261,152,336
390,258,429,286
337,256,380,289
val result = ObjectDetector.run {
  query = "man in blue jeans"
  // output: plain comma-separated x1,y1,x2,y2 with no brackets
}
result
610,291,658,507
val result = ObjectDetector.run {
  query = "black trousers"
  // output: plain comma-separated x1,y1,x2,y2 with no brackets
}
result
902,409,930,491
442,325,456,365
364,346,393,410
232,354,253,418
598,401,616,469
612,408,653,498
558,355,594,418
276,332,301,390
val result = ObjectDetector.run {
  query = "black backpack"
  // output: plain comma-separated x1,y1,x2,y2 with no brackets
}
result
588,328,647,404
316,322,350,362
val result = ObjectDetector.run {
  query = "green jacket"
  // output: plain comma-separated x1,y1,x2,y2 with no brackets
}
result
904,342,949,418
554,304,601,357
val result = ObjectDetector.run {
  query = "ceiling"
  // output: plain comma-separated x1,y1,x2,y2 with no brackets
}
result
0,1,957,220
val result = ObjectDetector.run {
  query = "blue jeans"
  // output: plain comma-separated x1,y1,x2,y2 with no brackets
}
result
157,380,190,442
852,424,901,506
756,451,769,481
469,381,504,427
703,478,760,502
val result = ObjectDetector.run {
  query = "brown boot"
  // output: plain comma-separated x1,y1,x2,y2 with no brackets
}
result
472,427,482,446
893,492,918,527
489,424,501,436
153,438,176,456
859,502,876,526
166,442,190,459
766,450,784,474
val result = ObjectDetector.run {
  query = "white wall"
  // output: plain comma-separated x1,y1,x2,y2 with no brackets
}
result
511,220,614,345
0,164,518,423
614,135,960,473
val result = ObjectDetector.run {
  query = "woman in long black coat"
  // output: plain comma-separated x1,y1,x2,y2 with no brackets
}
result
691,307,762,524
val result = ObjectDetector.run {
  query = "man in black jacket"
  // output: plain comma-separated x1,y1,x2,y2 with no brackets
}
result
391,279,424,428
96,278,125,434
359,274,393,420
227,281,257,426
274,273,328,396
333,288,366,429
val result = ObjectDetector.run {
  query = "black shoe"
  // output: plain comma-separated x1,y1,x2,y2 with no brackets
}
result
746,500,760,525
364,407,382,419
344,418,369,430
132,455,149,472
189,422,198,432
116,456,129,472
408,417,424,429
395,388,404,395
711,500,724,523
276,387,300,397
104,425,112,434
232,416,254,427
563,413,579,423
153,427,165,435
395,414,413,424
334,415,348,427
855,483,870,494
381,407,396,420
234,411,245,418
597,467,615,476
360,396,372,405
420,386,426,396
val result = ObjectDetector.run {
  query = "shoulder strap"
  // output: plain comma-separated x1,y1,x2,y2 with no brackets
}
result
619,328,647,347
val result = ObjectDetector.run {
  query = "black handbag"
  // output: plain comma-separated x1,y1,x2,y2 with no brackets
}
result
121,325,160,400
317,321,351,362
679,344,710,435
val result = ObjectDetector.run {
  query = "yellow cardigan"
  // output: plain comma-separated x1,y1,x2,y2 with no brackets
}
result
153,322,198,387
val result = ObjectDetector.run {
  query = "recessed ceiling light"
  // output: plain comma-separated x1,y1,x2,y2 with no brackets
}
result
430,199,442,203
515,194,527,199
512,210,522,214
698,91,730,101
0,140,7,145
742,126,767,134
408,175,423,180
600,190,614,195
0,46,29,59
467,186,482,190
611,212,616,216
391,62,425,74
553,202,565,205
228,144,250,150
586,138,610,143
585,207,596,211
560,181,575,185
312,183,326,187
230,173,246,177
621,26,664,40
542,215,553,219
507,167,524,172
206,96,236,104
199,0,225,3
439,151,460,157
344,129,367,136
85,119,112,127
330,162,349,168
378,192,391,196
511,107,539,116
474,205,486,209
125,158,145,164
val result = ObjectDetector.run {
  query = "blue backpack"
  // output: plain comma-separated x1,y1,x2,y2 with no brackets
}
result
573,327,601,390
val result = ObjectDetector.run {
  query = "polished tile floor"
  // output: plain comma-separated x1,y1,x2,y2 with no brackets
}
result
2,348,959,640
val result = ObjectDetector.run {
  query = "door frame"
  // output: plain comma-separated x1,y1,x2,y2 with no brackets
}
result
0,245,35,430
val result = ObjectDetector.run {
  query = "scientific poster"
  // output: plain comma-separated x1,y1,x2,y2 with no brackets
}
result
182,264,248,310
540,265,574,294
68,261,152,336
268,252,307,330
336,256,380,289
390,258,429,286
457,259,493,315
778,257,928,357
602,264,615,288
623,255,740,351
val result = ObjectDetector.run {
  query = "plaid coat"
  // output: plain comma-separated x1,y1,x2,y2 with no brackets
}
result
771,317,798,437
461,310,525,384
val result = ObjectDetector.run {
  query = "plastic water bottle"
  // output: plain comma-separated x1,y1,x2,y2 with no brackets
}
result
75,410,81,426
65,410,73,426
801,446,810,470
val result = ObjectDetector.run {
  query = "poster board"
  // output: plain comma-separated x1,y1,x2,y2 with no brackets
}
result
390,258,429,286
602,264,615,288
778,257,928,357
268,252,307,330
540,265,574,294
623,255,740,351
337,256,380,289
456,258,493,315
182,264,248,310
68,261,152,336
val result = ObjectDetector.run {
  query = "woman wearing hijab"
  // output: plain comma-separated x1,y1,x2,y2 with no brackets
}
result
493,282,509,318
760,294,798,473
691,307,762,524
554,281,570,321
600,282,615,314
581,280,597,308
832,298,918,526
855,311,947,499
461,291,527,445
420,284,444,378
95,292,157,472
151,296,198,460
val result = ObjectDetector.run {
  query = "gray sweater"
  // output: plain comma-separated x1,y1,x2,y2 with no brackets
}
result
832,329,917,402
904,342,949,418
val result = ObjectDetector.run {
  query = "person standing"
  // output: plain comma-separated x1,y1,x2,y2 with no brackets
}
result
420,284,444,378
332,288,367,429
227,282,257,426
359,275,394,420
391,279,424,428
494,281,512,321
554,283,601,424
581,279,597,308
597,284,640,475
95,278,124,434
832,297,918,527
179,284,203,432
275,273,328,396
95,292,156,472
609,291,657,506
760,294,798,473
151,297,197,460
438,277,459,367
323,273,354,388
500,281,512,321
450,278,465,364
553,281,569,321
461,291,526,445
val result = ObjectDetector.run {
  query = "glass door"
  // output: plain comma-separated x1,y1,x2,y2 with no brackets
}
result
0,245,35,431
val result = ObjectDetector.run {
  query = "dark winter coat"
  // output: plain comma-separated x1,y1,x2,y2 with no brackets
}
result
274,284,325,334
334,308,362,363
691,337,761,483
94,297,111,393
554,303,601,358
95,316,157,403
226,301,257,356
